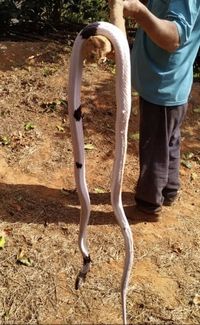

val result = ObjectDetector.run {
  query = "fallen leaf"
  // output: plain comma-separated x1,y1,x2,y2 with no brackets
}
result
0,235,6,249
181,159,192,169
84,143,95,150
27,55,35,60
94,188,105,193
17,249,34,267
129,132,140,141
193,294,200,306
183,152,194,160
190,172,198,181
171,243,182,254
56,125,64,132
193,107,200,113
0,135,10,145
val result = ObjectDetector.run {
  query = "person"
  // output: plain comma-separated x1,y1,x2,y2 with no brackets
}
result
123,0,200,214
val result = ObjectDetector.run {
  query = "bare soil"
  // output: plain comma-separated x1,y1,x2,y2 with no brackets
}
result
0,39,200,325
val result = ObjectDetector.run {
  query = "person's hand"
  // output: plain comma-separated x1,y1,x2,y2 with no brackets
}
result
82,35,114,64
123,0,140,18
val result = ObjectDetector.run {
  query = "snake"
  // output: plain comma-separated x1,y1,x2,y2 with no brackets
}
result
68,21,134,325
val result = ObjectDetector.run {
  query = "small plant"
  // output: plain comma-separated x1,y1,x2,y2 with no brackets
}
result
24,122,35,131
0,135,10,145
40,101,57,113
43,67,53,77
181,152,195,169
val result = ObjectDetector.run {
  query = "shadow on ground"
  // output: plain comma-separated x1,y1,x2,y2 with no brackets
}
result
0,182,159,226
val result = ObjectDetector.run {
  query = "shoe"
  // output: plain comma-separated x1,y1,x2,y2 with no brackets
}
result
162,189,179,206
163,195,177,206
136,204,162,215
124,205,160,223
135,198,162,215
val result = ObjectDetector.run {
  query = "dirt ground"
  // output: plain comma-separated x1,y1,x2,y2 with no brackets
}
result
0,38,200,325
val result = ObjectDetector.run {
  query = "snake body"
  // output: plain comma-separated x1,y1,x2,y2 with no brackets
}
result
68,21,134,325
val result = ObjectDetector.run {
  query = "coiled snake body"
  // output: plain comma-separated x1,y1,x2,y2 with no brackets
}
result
68,21,134,324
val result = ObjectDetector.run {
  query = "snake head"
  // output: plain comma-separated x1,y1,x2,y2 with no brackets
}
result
82,35,114,64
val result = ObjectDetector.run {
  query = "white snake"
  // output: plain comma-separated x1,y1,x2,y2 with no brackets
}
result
68,21,134,325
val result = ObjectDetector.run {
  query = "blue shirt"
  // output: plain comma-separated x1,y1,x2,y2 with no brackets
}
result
131,0,200,106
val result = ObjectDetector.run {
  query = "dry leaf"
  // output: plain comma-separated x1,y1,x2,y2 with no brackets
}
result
193,294,200,306
94,187,105,193
0,235,6,249
17,249,34,267
190,172,198,181
84,143,95,150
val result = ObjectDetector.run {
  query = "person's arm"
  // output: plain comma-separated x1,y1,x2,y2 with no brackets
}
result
123,0,180,52
109,0,126,35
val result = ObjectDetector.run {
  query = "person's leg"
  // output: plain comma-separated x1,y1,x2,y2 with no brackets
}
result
162,103,188,204
135,98,169,210
135,98,187,212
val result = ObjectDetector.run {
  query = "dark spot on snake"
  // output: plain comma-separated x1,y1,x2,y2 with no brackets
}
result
75,276,81,290
80,22,100,39
84,255,91,265
75,271,86,290
74,105,83,121
76,162,82,169
74,255,91,290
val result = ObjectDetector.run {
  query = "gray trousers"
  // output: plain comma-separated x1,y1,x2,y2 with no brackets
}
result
135,97,188,207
